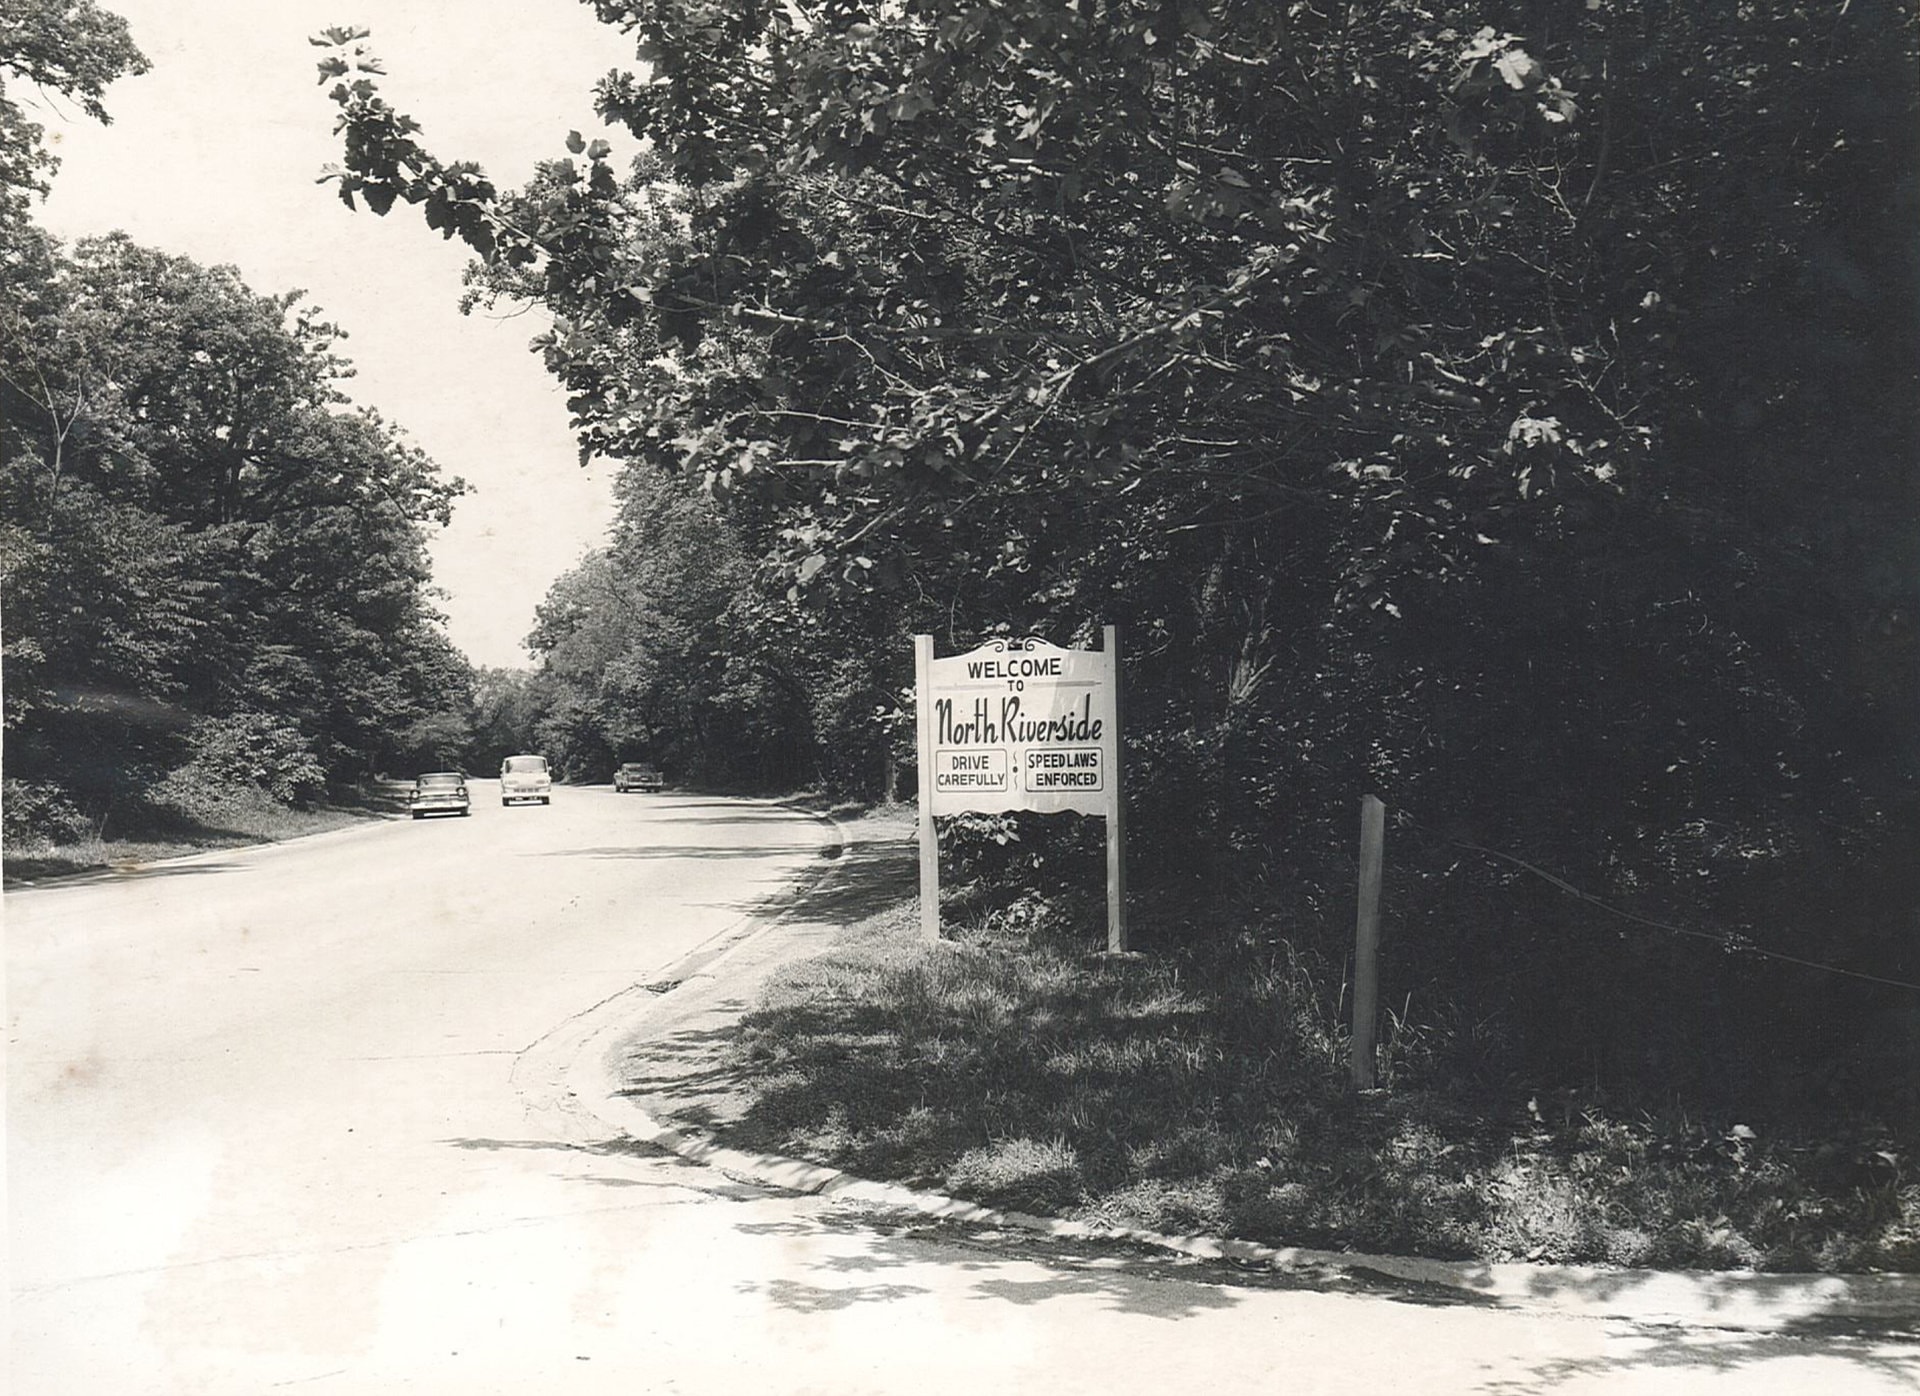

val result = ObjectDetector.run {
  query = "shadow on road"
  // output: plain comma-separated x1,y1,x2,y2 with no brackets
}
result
721,1202,1920,1365
6,859,250,887
725,1208,1246,1320
438,1134,768,1202
532,843,829,861
1474,1324,1920,1393
644,798,801,814
624,810,825,826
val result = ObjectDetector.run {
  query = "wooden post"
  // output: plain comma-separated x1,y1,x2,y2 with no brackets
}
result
1350,794,1386,1090
1104,624,1128,953
914,634,940,941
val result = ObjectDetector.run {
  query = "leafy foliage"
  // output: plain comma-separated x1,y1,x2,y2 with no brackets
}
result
318,3,1918,1116
0,0,148,225
154,711,328,810
1,229,474,804
513,467,825,786
3,23,474,831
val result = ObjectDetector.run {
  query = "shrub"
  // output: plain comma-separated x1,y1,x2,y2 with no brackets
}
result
155,713,326,812
1,778,93,847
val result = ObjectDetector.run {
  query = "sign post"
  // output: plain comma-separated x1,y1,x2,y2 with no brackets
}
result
914,634,939,941
913,630,1125,943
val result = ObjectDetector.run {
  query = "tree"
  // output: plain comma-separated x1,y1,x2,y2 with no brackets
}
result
0,0,148,228
523,467,822,788
1,232,471,810
321,0,1916,825
316,2,1919,1108
1,1,476,833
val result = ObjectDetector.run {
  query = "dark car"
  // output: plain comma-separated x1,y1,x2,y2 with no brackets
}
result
408,771,471,819
614,762,664,793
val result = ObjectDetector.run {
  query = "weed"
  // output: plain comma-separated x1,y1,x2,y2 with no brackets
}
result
947,1136,1084,1213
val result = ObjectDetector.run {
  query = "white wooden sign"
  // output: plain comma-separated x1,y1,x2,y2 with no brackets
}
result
923,637,1117,817
914,630,1128,948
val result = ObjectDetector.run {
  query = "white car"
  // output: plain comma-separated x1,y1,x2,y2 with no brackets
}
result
500,754,552,806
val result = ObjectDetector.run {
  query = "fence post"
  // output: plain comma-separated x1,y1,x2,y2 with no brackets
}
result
1350,794,1386,1090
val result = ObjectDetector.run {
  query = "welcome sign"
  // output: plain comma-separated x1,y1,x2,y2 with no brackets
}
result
913,630,1128,949
922,638,1118,817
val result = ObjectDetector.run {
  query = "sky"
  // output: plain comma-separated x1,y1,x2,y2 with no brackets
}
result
35,0,640,668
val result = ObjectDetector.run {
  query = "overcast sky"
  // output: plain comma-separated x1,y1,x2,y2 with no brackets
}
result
36,0,640,669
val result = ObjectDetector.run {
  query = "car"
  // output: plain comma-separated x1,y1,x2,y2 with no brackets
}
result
408,770,471,819
500,754,552,806
613,762,664,793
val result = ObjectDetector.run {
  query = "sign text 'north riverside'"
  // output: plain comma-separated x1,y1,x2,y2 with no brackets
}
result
919,637,1118,817
913,628,1128,949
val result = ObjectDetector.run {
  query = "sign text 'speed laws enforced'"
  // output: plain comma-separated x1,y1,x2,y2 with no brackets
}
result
920,637,1118,818
913,629,1128,949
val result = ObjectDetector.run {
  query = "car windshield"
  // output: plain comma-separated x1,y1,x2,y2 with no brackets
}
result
417,773,464,788
622,765,654,774
503,756,548,774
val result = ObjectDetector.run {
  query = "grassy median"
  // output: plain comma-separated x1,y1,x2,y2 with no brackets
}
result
724,807,1919,1273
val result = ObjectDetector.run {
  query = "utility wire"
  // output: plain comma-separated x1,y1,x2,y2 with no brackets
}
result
1395,819,1920,995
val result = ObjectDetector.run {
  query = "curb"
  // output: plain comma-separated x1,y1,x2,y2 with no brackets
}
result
544,807,1920,1338
573,1050,1920,1333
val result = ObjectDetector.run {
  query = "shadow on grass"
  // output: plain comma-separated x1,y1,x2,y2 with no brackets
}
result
727,979,1481,1256
616,1020,760,1131
731,834,920,925
700,915,1920,1277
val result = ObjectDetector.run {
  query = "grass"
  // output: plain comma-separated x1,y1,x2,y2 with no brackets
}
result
2,783,400,885
718,808,1920,1273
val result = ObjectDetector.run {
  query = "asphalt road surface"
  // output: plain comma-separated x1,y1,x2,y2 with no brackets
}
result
7,787,1916,1394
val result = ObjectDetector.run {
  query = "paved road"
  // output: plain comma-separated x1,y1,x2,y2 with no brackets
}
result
7,788,1916,1394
